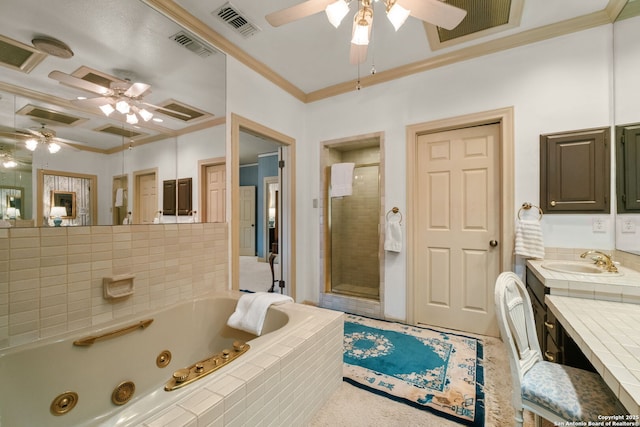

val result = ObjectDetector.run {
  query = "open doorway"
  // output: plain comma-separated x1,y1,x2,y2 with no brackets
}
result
231,114,296,298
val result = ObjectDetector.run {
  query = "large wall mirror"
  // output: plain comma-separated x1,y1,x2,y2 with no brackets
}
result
0,0,226,227
614,0,640,255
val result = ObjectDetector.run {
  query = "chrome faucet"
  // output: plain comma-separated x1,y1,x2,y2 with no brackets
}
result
580,250,618,273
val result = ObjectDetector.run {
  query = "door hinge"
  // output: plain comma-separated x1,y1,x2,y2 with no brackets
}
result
622,194,627,203
279,160,285,169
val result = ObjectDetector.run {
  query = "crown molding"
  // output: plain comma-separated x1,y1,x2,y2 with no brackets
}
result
144,1,624,104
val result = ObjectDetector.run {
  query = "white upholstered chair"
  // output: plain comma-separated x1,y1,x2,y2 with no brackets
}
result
494,272,626,426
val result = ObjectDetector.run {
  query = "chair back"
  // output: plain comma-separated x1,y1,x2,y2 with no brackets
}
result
494,272,543,408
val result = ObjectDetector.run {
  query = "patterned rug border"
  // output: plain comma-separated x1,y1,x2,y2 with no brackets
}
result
343,314,486,427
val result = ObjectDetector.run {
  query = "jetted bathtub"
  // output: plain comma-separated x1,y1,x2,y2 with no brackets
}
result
0,291,344,427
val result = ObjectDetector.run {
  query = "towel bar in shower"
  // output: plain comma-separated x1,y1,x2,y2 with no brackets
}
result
73,318,154,346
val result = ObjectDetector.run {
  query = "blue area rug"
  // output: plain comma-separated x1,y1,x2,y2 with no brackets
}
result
343,314,485,426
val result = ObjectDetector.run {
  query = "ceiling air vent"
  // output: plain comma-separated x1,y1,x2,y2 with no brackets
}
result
214,2,260,38
0,34,47,73
170,31,216,58
16,104,88,126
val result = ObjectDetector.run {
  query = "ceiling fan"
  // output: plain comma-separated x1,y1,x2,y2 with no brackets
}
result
266,0,467,64
0,144,24,169
0,123,82,154
48,70,188,124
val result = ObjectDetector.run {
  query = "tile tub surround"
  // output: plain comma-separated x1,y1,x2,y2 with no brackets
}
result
546,295,640,415
136,303,344,427
527,259,640,304
0,223,228,349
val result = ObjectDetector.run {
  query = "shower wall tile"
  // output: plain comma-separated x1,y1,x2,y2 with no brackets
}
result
2,222,228,349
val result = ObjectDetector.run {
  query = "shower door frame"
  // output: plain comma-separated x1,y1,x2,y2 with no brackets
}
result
319,132,386,319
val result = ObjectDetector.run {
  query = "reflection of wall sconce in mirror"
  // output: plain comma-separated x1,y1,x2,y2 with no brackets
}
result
50,206,67,227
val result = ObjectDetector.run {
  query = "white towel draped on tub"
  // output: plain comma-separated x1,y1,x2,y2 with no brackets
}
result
330,162,355,197
227,292,293,336
384,218,402,253
514,219,545,259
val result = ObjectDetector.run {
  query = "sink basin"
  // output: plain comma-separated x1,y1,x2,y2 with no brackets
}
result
541,261,623,276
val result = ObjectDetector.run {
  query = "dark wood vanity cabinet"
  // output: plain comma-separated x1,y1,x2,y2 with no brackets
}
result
540,127,610,213
525,268,595,371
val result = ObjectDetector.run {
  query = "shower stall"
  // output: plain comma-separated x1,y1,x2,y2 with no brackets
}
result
329,163,380,298
324,141,382,301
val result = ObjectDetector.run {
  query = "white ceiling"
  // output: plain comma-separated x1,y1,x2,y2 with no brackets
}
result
175,0,614,94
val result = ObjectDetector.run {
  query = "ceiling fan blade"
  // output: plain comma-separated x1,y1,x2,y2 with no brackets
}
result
400,0,467,30
349,43,368,65
266,0,335,27
72,97,114,107
124,82,151,98
48,70,114,96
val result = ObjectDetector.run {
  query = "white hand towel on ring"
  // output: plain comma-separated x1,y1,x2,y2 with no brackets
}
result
514,219,545,259
384,217,402,253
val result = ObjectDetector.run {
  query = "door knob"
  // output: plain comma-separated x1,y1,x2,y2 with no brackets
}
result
550,200,556,207
489,240,498,247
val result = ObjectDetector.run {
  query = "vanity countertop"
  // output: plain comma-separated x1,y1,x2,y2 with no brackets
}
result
546,295,640,415
527,259,640,304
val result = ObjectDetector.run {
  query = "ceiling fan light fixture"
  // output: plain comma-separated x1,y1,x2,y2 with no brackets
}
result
325,0,350,28
3,159,17,168
386,1,410,31
138,108,153,122
116,100,131,114
99,103,115,116
48,142,61,154
25,138,39,151
352,18,370,45
126,113,139,125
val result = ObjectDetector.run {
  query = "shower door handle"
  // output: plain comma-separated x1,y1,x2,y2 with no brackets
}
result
489,240,498,247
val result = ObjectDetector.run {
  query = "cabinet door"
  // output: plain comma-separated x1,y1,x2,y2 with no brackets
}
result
163,180,176,215
540,127,610,213
616,124,640,212
177,178,192,215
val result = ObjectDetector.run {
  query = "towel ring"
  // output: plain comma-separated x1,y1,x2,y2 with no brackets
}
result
386,207,402,225
517,203,543,221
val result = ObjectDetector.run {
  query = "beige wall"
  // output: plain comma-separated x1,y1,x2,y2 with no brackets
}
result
0,223,228,349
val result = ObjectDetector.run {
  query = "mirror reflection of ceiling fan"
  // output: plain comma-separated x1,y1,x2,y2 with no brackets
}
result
266,0,467,64
48,70,190,124
0,145,22,169
0,123,83,154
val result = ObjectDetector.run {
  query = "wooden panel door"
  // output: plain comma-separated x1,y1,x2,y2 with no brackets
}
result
136,172,157,224
206,164,226,222
414,124,500,336
239,186,256,256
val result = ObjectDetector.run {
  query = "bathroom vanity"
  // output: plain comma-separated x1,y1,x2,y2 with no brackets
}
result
526,259,640,414
525,267,593,369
